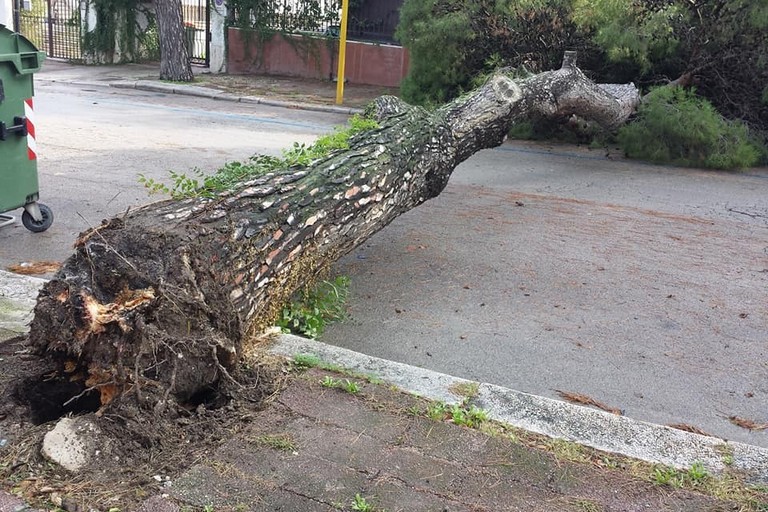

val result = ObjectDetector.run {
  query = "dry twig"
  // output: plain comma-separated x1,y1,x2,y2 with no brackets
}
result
556,390,623,416
667,423,713,437
7,261,61,275
724,415,768,431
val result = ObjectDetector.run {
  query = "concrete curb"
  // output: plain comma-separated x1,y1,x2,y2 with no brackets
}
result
270,333,475,406
49,77,364,116
270,333,768,484
0,270,45,339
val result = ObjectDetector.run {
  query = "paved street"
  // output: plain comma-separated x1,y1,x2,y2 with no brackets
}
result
0,80,348,264
2,77,767,449
324,145,768,447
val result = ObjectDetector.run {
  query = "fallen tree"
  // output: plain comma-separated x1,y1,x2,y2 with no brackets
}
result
26,52,639,418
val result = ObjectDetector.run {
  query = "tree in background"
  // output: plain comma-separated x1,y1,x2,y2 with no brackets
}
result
396,0,768,135
571,0,768,133
156,0,194,81
395,0,591,106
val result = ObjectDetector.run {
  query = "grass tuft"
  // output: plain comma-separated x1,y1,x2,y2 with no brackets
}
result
255,433,297,452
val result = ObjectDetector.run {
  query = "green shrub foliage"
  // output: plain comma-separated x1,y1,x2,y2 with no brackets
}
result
395,0,473,106
396,0,768,135
277,276,350,339
396,0,588,107
617,87,761,170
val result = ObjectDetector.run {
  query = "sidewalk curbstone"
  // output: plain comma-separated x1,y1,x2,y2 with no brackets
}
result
0,270,45,340
474,382,768,482
131,80,179,95
109,80,139,90
269,333,768,484
239,95,265,105
257,98,363,115
35,77,105,89
271,334,471,405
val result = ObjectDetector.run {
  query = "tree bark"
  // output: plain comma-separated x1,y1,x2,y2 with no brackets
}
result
27,52,638,414
156,0,194,82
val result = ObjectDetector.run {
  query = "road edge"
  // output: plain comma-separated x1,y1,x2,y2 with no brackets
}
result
270,333,768,483
36,73,365,116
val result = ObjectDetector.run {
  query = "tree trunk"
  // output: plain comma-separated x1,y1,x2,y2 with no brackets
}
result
156,0,194,82
27,52,638,415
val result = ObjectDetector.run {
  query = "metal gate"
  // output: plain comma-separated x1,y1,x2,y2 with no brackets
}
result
14,0,208,66
182,0,210,66
15,0,82,61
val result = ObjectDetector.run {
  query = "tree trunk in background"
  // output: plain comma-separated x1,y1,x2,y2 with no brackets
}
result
27,53,639,416
156,0,194,82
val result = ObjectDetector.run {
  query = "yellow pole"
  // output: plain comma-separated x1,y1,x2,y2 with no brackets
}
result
335,0,350,105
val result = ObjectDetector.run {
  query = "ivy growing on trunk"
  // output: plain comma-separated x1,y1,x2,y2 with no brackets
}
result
81,0,141,62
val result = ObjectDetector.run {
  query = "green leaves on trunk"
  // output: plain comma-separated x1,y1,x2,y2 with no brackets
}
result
139,115,379,199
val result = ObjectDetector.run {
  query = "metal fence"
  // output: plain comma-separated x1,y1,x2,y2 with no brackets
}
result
348,0,401,44
17,0,82,61
234,0,403,44
16,0,208,66
182,0,210,66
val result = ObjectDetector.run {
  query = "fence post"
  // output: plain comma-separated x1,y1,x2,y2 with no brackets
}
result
208,0,226,72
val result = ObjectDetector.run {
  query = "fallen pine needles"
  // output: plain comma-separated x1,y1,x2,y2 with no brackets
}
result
667,423,713,437
724,415,768,431
555,390,623,416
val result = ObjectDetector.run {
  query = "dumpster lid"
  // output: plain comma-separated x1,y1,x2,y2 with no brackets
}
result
0,24,45,75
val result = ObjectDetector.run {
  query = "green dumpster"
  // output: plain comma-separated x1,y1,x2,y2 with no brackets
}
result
0,23,52,232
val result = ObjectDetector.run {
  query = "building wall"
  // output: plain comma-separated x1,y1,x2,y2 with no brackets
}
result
227,27,409,88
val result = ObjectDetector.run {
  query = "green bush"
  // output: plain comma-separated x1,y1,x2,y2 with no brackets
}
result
396,0,585,107
618,87,762,170
395,0,475,106
277,276,350,339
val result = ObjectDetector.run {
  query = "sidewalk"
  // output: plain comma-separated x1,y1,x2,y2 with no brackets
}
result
36,60,396,115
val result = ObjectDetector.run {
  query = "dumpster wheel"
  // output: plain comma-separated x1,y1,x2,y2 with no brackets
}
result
22,203,53,233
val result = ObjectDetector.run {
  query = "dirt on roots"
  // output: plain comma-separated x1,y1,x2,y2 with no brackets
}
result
0,334,288,511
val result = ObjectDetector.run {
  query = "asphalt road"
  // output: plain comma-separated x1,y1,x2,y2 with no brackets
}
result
323,145,768,448
1,80,767,449
0,80,348,264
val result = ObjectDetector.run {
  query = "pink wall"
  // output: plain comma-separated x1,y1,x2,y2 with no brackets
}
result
228,28,409,88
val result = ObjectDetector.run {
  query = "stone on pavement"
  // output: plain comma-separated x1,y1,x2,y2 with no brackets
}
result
41,416,102,472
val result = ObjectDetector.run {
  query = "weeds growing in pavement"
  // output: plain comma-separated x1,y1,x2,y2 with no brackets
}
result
351,493,385,511
255,434,297,452
277,275,350,339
